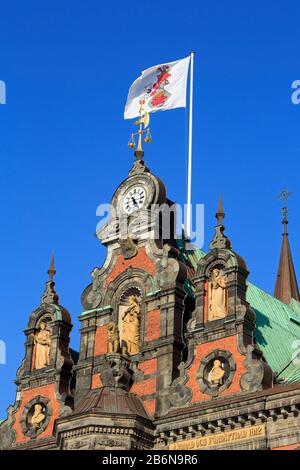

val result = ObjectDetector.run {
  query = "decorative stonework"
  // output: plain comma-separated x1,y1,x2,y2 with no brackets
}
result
169,362,192,407
33,321,52,370
240,345,272,392
121,295,141,356
20,396,52,439
119,236,138,259
0,404,17,449
99,354,134,391
107,322,120,353
207,267,227,321
86,268,103,309
197,350,236,397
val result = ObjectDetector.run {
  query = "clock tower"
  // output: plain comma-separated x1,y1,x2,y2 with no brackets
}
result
75,152,189,422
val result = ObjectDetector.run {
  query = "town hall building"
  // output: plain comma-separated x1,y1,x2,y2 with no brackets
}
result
1,150,300,451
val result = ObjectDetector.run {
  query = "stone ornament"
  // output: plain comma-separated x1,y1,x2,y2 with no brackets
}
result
197,350,236,397
86,268,103,309
119,236,138,260
121,295,140,356
107,322,120,353
33,321,52,369
20,396,52,439
99,354,134,391
208,268,227,320
169,362,192,407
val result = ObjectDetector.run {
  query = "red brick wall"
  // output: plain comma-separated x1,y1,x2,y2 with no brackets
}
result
94,325,108,356
186,336,247,403
146,310,160,342
131,377,156,396
13,384,59,444
130,359,157,417
105,247,156,286
143,399,156,416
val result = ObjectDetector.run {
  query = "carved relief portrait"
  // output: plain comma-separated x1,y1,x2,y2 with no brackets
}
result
20,396,52,439
208,267,227,320
33,321,52,369
197,350,236,396
30,404,46,429
208,359,225,385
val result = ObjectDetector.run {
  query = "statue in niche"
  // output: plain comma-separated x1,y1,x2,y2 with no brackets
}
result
107,322,120,353
30,404,45,429
34,321,52,369
121,295,140,356
208,359,225,385
208,268,227,320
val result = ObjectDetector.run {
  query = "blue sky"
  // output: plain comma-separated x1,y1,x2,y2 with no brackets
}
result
0,1,299,417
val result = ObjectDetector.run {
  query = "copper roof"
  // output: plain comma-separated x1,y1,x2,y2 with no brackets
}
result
75,386,150,419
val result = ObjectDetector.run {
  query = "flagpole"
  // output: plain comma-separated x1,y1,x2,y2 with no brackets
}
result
186,51,194,240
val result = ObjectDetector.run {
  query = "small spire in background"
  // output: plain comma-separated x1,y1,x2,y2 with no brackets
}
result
274,190,300,304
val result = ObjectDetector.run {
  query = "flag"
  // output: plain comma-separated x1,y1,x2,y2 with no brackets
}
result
124,56,190,119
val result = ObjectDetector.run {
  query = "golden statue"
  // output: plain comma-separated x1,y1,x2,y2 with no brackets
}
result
121,295,140,356
34,322,51,369
107,322,120,353
30,404,45,429
208,359,225,385
208,268,227,320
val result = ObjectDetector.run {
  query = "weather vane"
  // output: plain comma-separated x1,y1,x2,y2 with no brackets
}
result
128,99,152,160
278,189,292,224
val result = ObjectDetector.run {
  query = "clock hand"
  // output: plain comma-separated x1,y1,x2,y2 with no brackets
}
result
131,196,138,207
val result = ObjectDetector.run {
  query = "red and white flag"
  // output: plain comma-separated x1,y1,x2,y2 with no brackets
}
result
124,56,190,119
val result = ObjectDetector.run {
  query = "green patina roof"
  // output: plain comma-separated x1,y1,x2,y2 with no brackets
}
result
177,240,300,385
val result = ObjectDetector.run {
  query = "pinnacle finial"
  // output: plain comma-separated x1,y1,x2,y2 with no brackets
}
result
279,189,292,235
210,194,231,250
48,253,56,282
216,193,225,226
41,253,59,305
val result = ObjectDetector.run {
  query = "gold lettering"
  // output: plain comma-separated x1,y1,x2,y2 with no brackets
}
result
168,425,266,450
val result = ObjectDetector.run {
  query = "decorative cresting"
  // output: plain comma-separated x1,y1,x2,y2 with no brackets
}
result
20,396,52,439
193,196,254,330
197,350,236,397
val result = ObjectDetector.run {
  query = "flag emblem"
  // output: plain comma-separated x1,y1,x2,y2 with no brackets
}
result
124,56,190,119
147,65,172,109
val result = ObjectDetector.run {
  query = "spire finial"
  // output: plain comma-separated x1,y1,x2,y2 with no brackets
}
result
41,253,59,305
210,194,231,250
279,189,292,235
48,253,56,282
216,193,225,226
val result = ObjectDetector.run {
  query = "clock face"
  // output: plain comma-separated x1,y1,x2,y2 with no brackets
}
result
122,186,146,214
